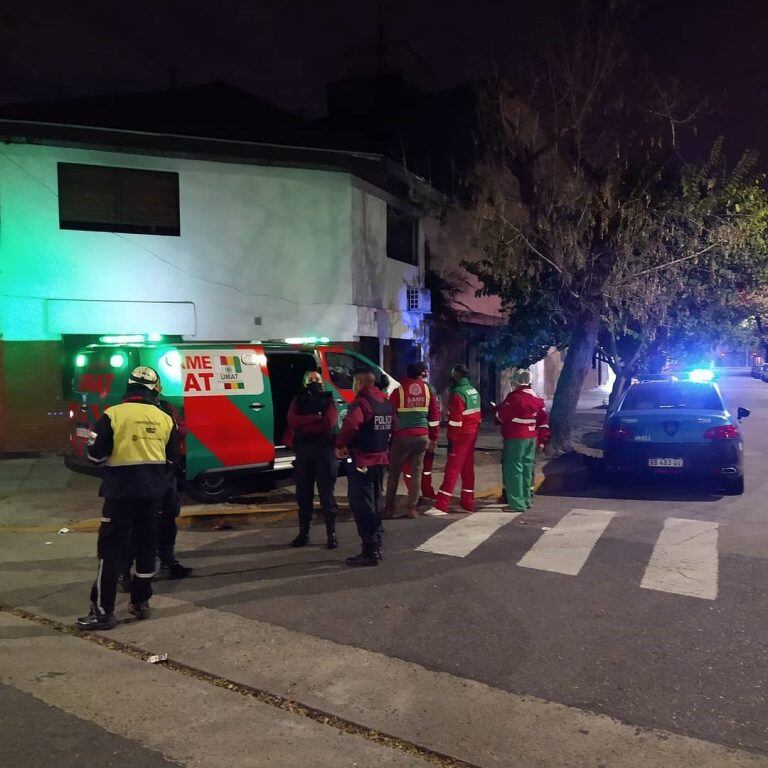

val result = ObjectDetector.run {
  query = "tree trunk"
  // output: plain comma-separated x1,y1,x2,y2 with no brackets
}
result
607,371,628,413
548,311,601,452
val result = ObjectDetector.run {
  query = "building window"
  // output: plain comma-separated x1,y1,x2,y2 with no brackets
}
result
386,206,418,265
407,287,420,311
58,163,180,236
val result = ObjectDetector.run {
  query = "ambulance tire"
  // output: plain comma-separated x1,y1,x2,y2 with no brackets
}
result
187,473,234,504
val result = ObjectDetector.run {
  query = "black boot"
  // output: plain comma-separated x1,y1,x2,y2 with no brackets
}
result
128,601,150,620
160,559,192,579
290,529,311,548
345,548,379,567
76,606,117,631
326,524,338,549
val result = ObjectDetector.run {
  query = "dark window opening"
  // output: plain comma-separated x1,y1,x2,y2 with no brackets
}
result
266,352,318,447
58,163,180,236
386,206,418,265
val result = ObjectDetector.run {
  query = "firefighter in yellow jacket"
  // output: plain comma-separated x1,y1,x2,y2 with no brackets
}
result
77,366,179,631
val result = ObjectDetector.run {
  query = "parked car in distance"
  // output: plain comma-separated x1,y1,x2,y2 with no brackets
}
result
603,380,749,494
750,362,764,378
760,364,768,382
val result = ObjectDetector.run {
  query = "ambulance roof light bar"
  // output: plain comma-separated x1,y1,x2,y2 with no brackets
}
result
98,333,163,344
283,336,331,345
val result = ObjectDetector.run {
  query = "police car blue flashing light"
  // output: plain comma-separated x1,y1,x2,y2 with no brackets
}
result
689,368,715,383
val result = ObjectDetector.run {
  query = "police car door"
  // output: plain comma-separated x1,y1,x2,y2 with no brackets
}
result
181,346,275,480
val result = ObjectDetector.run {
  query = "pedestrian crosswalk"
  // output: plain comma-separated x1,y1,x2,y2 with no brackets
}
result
517,508,615,576
414,507,720,601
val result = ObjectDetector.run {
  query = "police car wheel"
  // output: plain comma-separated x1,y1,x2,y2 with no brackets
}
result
187,473,233,504
723,476,745,496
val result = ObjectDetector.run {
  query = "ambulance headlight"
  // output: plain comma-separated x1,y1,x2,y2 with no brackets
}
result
75,354,87,368
109,353,126,368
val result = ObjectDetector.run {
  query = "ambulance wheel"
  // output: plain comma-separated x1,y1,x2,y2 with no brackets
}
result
188,473,233,504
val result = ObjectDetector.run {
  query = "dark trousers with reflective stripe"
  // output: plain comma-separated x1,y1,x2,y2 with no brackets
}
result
90,498,159,615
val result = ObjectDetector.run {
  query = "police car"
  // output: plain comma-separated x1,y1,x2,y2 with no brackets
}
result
603,378,749,494
66,337,397,502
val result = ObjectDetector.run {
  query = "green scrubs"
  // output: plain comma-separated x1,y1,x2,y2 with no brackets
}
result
502,438,537,510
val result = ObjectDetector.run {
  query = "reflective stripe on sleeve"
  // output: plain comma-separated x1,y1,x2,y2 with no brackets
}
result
438,490,452,497
135,572,156,579
100,517,112,523
511,417,537,424
463,408,481,415
428,421,440,427
448,420,463,427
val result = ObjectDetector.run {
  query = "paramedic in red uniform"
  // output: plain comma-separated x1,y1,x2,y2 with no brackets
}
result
383,361,440,518
496,369,550,511
336,368,393,567
286,369,340,549
434,364,482,514
399,362,440,505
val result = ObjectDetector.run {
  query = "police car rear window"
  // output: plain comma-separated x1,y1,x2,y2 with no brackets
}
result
621,384,723,411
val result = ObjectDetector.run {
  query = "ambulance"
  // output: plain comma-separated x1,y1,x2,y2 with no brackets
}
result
65,336,396,502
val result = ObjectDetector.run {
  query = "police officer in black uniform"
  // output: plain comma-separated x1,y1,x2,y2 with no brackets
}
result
77,366,179,631
286,369,340,549
335,368,393,567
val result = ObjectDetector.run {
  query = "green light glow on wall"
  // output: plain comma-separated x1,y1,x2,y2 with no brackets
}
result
109,353,126,368
147,332,163,342
100,335,146,344
75,353,87,368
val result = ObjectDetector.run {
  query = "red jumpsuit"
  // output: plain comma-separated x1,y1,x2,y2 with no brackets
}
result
435,383,482,513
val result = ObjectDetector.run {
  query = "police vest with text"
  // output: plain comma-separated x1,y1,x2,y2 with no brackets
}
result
395,379,433,431
352,395,393,454
104,402,174,467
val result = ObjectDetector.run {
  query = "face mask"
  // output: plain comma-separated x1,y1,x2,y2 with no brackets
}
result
306,381,324,394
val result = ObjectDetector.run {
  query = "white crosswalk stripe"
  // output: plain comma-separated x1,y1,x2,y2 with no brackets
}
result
516,508,616,576
416,511,520,558
640,517,719,600
413,507,721,600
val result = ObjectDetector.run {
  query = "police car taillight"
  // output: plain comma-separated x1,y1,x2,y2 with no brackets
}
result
703,425,738,440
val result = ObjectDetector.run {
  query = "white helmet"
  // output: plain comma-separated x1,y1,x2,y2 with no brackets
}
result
512,369,532,386
128,366,160,391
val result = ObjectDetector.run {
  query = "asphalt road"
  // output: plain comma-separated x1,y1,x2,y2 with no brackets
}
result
2,373,766,766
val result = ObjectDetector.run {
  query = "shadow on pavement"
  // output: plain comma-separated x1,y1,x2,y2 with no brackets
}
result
537,453,726,503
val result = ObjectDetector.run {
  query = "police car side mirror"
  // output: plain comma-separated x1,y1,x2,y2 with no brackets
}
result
737,407,750,420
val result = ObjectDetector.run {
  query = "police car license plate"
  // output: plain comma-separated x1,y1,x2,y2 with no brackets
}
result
648,458,683,467
75,427,91,439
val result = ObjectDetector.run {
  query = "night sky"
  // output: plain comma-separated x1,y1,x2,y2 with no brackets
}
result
0,0,765,157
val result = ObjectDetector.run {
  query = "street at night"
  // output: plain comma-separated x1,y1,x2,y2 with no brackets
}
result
2,373,767,766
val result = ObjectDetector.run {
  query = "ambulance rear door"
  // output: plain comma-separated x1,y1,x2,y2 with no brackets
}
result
180,345,275,480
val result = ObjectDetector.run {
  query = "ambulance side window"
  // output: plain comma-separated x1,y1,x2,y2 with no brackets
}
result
325,352,356,390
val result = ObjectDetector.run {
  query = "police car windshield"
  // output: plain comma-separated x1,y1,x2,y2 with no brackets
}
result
620,383,723,411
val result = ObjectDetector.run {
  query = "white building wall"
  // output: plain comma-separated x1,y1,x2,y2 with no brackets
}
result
0,143,421,344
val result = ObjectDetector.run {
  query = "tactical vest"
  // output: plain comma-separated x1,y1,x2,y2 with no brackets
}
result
394,378,432,431
452,378,481,416
351,393,393,453
104,402,174,467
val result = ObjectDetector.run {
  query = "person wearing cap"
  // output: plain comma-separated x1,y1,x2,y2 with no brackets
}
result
434,364,482,514
335,367,393,567
76,366,179,631
496,369,550,511
383,361,440,518
285,369,339,549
